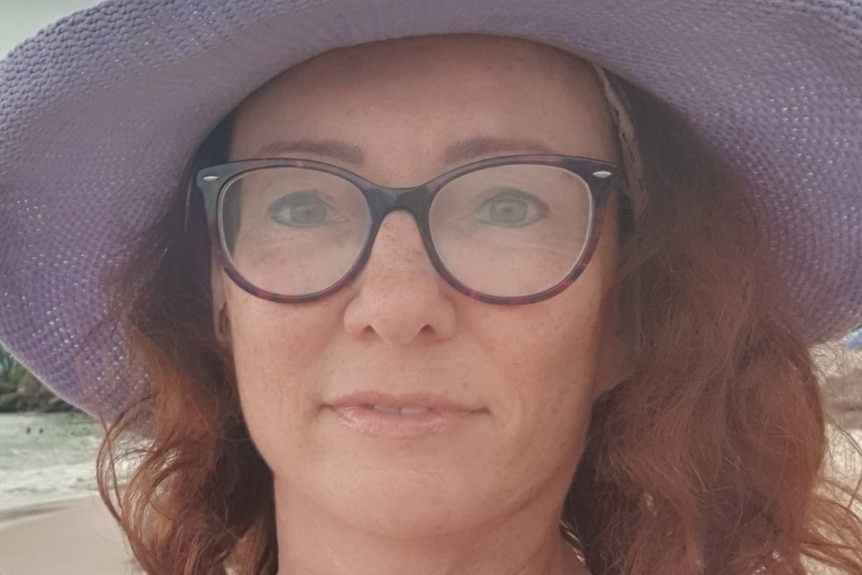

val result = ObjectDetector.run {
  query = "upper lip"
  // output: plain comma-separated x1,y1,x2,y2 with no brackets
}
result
326,391,481,413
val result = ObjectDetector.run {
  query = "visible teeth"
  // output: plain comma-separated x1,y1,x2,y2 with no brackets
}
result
371,405,403,415
369,405,430,416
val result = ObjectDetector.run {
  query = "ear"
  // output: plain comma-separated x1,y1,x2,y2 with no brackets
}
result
211,257,232,349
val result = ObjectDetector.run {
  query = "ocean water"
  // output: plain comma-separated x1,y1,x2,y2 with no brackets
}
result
0,412,104,511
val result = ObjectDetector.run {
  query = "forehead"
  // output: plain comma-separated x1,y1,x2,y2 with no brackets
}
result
230,35,616,178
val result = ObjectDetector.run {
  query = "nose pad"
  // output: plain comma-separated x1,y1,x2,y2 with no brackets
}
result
343,211,456,345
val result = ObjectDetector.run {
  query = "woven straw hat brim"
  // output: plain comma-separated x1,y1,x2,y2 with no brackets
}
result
1,0,861,415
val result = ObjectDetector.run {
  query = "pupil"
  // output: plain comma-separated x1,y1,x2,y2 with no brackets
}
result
287,197,327,225
490,198,527,224
266,190,332,228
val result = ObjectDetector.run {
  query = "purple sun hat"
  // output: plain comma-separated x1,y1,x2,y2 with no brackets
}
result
0,0,861,416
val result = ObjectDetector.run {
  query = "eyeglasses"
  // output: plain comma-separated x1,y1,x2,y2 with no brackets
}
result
197,154,617,305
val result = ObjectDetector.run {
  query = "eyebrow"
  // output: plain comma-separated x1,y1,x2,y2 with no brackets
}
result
252,139,365,164
443,136,556,164
251,135,556,166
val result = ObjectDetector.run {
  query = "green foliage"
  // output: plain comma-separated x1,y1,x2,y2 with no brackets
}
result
0,345,26,393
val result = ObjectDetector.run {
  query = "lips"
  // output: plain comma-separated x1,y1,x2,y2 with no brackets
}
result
325,392,481,439
328,391,479,413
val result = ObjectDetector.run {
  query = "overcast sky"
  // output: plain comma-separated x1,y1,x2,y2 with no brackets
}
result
0,0,101,57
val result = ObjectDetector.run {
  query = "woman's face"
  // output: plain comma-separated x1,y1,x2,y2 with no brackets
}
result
216,35,623,537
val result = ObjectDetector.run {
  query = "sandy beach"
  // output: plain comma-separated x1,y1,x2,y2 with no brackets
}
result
0,495,138,575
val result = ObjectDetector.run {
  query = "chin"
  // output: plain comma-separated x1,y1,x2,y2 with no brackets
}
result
334,488,496,538
281,461,508,538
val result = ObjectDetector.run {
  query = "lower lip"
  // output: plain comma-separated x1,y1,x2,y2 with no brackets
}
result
326,405,475,439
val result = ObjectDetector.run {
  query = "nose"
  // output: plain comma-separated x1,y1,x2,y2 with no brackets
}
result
343,211,457,345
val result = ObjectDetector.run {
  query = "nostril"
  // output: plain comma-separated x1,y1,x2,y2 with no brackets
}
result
418,324,435,336
343,282,457,345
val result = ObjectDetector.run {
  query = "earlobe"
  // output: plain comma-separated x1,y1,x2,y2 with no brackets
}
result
211,261,232,348
216,304,232,347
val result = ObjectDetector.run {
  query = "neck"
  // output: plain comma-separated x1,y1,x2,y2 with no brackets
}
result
272,482,591,575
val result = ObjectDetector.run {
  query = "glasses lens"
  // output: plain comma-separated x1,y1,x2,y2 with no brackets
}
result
429,164,593,298
219,167,370,297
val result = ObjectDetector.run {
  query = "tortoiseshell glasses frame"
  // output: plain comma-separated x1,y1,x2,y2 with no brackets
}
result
197,154,618,305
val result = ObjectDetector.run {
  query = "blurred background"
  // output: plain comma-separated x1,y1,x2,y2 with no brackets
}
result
1,0,102,57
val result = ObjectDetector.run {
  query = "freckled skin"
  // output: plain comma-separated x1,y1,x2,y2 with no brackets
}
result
214,35,623,575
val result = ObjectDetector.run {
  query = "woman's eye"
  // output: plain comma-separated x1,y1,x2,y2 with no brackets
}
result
267,191,331,227
475,189,548,227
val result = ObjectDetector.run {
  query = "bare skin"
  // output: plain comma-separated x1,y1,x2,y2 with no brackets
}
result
214,35,624,575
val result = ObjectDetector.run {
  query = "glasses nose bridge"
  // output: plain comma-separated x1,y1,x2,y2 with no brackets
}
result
367,182,434,236
373,182,433,216
361,183,437,268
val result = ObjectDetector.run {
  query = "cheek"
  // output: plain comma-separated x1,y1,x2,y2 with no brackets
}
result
475,284,609,459
223,284,341,444
485,204,619,425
